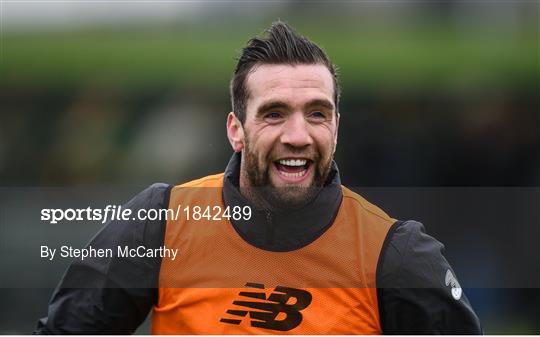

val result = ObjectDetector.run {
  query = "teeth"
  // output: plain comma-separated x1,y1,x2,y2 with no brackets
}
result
279,170,307,178
278,159,307,166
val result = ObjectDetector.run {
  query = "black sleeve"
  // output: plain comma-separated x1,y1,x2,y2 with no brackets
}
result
376,220,482,334
34,183,172,334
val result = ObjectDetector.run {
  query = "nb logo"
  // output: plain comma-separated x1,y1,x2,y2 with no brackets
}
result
220,282,312,331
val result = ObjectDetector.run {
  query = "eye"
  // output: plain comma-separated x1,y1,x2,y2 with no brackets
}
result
310,111,326,119
265,111,282,120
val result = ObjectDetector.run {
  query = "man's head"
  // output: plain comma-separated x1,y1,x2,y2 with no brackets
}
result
227,21,341,209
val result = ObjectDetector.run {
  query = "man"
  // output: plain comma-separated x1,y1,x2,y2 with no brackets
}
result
36,22,482,334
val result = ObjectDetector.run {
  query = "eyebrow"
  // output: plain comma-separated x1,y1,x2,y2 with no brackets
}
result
256,101,290,116
304,99,335,111
256,99,335,116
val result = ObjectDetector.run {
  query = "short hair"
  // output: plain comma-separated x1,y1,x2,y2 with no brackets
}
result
230,21,340,124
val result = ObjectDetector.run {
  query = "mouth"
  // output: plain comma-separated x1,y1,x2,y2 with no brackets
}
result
273,158,313,183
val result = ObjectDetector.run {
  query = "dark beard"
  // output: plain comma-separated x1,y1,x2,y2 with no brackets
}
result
242,138,333,210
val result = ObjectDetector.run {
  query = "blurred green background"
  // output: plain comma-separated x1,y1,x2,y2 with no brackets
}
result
0,0,539,334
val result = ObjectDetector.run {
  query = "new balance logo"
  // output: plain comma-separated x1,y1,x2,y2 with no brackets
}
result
220,282,313,331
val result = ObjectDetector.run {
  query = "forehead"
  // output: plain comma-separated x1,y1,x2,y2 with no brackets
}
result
245,64,334,109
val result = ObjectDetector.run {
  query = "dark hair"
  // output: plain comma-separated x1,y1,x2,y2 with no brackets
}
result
230,21,340,124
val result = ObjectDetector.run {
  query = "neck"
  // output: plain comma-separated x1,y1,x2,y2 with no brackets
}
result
222,152,344,252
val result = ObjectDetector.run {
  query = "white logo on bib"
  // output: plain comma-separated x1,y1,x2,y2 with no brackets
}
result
445,269,462,300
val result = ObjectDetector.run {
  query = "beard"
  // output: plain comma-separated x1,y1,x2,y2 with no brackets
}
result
241,137,334,210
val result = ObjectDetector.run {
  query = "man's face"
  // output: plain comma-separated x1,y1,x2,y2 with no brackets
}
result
235,63,339,208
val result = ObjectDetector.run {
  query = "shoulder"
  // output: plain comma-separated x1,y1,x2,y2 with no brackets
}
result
339,187,397,275
377,220,445,284
376,220,483,334
129,182,172,208
340,186,395,229
176,173,224,188
169,173,225,204
89,183,173,248
137,174,223,203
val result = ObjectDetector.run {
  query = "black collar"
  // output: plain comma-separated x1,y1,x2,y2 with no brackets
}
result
222,152,343,252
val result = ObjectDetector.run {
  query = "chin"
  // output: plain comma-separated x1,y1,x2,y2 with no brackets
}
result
265,184,319,210
271,179,312,190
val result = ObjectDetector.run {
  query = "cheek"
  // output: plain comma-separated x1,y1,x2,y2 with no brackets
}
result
251,129,279,156
313,127,337,155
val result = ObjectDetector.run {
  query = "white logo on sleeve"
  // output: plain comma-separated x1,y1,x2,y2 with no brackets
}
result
445,269,462,300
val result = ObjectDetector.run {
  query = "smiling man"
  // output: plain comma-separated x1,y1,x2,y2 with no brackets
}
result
229,62,338,209
36,22,482,334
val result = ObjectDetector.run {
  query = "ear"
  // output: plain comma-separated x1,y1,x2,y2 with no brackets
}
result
333,112,340,154
334,112,340,144
227,112,245,152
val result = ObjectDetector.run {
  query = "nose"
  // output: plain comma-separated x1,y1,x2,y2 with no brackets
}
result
280,113,313,148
